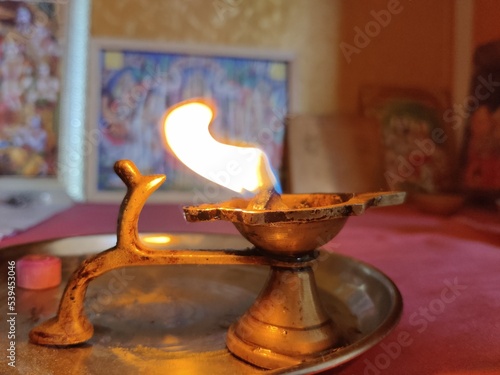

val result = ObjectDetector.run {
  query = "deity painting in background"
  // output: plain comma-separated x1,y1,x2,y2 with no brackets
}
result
0,1,64,176
381,100,453,193
95,48,289,193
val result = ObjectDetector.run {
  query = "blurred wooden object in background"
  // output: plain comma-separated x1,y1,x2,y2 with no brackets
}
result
358,85,457,194
286,114,385,193
461,40,500,197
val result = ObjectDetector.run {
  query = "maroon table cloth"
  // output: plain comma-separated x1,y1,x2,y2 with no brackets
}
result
1,203,499,374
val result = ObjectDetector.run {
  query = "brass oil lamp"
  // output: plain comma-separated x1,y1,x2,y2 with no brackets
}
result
29,99,404,370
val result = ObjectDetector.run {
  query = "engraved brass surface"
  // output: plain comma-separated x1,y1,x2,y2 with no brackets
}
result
184,192,406,255
0,233,402,375
24,160,404,370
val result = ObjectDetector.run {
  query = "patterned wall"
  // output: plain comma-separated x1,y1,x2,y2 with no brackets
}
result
91,0,341,114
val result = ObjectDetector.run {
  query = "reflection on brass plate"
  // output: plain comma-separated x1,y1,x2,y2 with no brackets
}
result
0,233,402,374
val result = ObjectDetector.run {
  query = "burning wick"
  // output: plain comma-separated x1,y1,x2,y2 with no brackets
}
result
162,98,287,209
246,188,289,210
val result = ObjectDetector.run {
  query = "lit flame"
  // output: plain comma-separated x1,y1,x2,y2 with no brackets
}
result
162,99,279,195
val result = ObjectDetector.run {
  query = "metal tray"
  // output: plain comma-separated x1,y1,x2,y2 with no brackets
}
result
0,233,402,374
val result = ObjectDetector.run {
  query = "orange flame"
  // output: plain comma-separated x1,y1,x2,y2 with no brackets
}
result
162,99,278,195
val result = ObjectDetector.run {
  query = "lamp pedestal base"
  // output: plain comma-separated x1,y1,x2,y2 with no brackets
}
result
226,265,343,369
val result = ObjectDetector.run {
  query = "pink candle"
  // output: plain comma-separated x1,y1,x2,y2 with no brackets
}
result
17,255,62,290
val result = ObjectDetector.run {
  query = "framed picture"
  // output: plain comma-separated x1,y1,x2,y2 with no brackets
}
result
86,38,294,202
460,40,500,197
0,1,91,202
358,86,457,194
0,1,67,176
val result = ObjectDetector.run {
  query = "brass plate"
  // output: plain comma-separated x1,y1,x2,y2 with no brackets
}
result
0,234,402,374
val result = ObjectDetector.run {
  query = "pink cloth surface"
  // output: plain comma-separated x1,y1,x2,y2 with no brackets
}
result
326,205,500,375
1,203,500,374
0,203,238,249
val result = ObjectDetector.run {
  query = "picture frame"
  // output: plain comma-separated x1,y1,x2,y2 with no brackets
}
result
86,38,295,203
358,85,458,194
460,40,500,197
0,1,66,177
0,1,91,200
